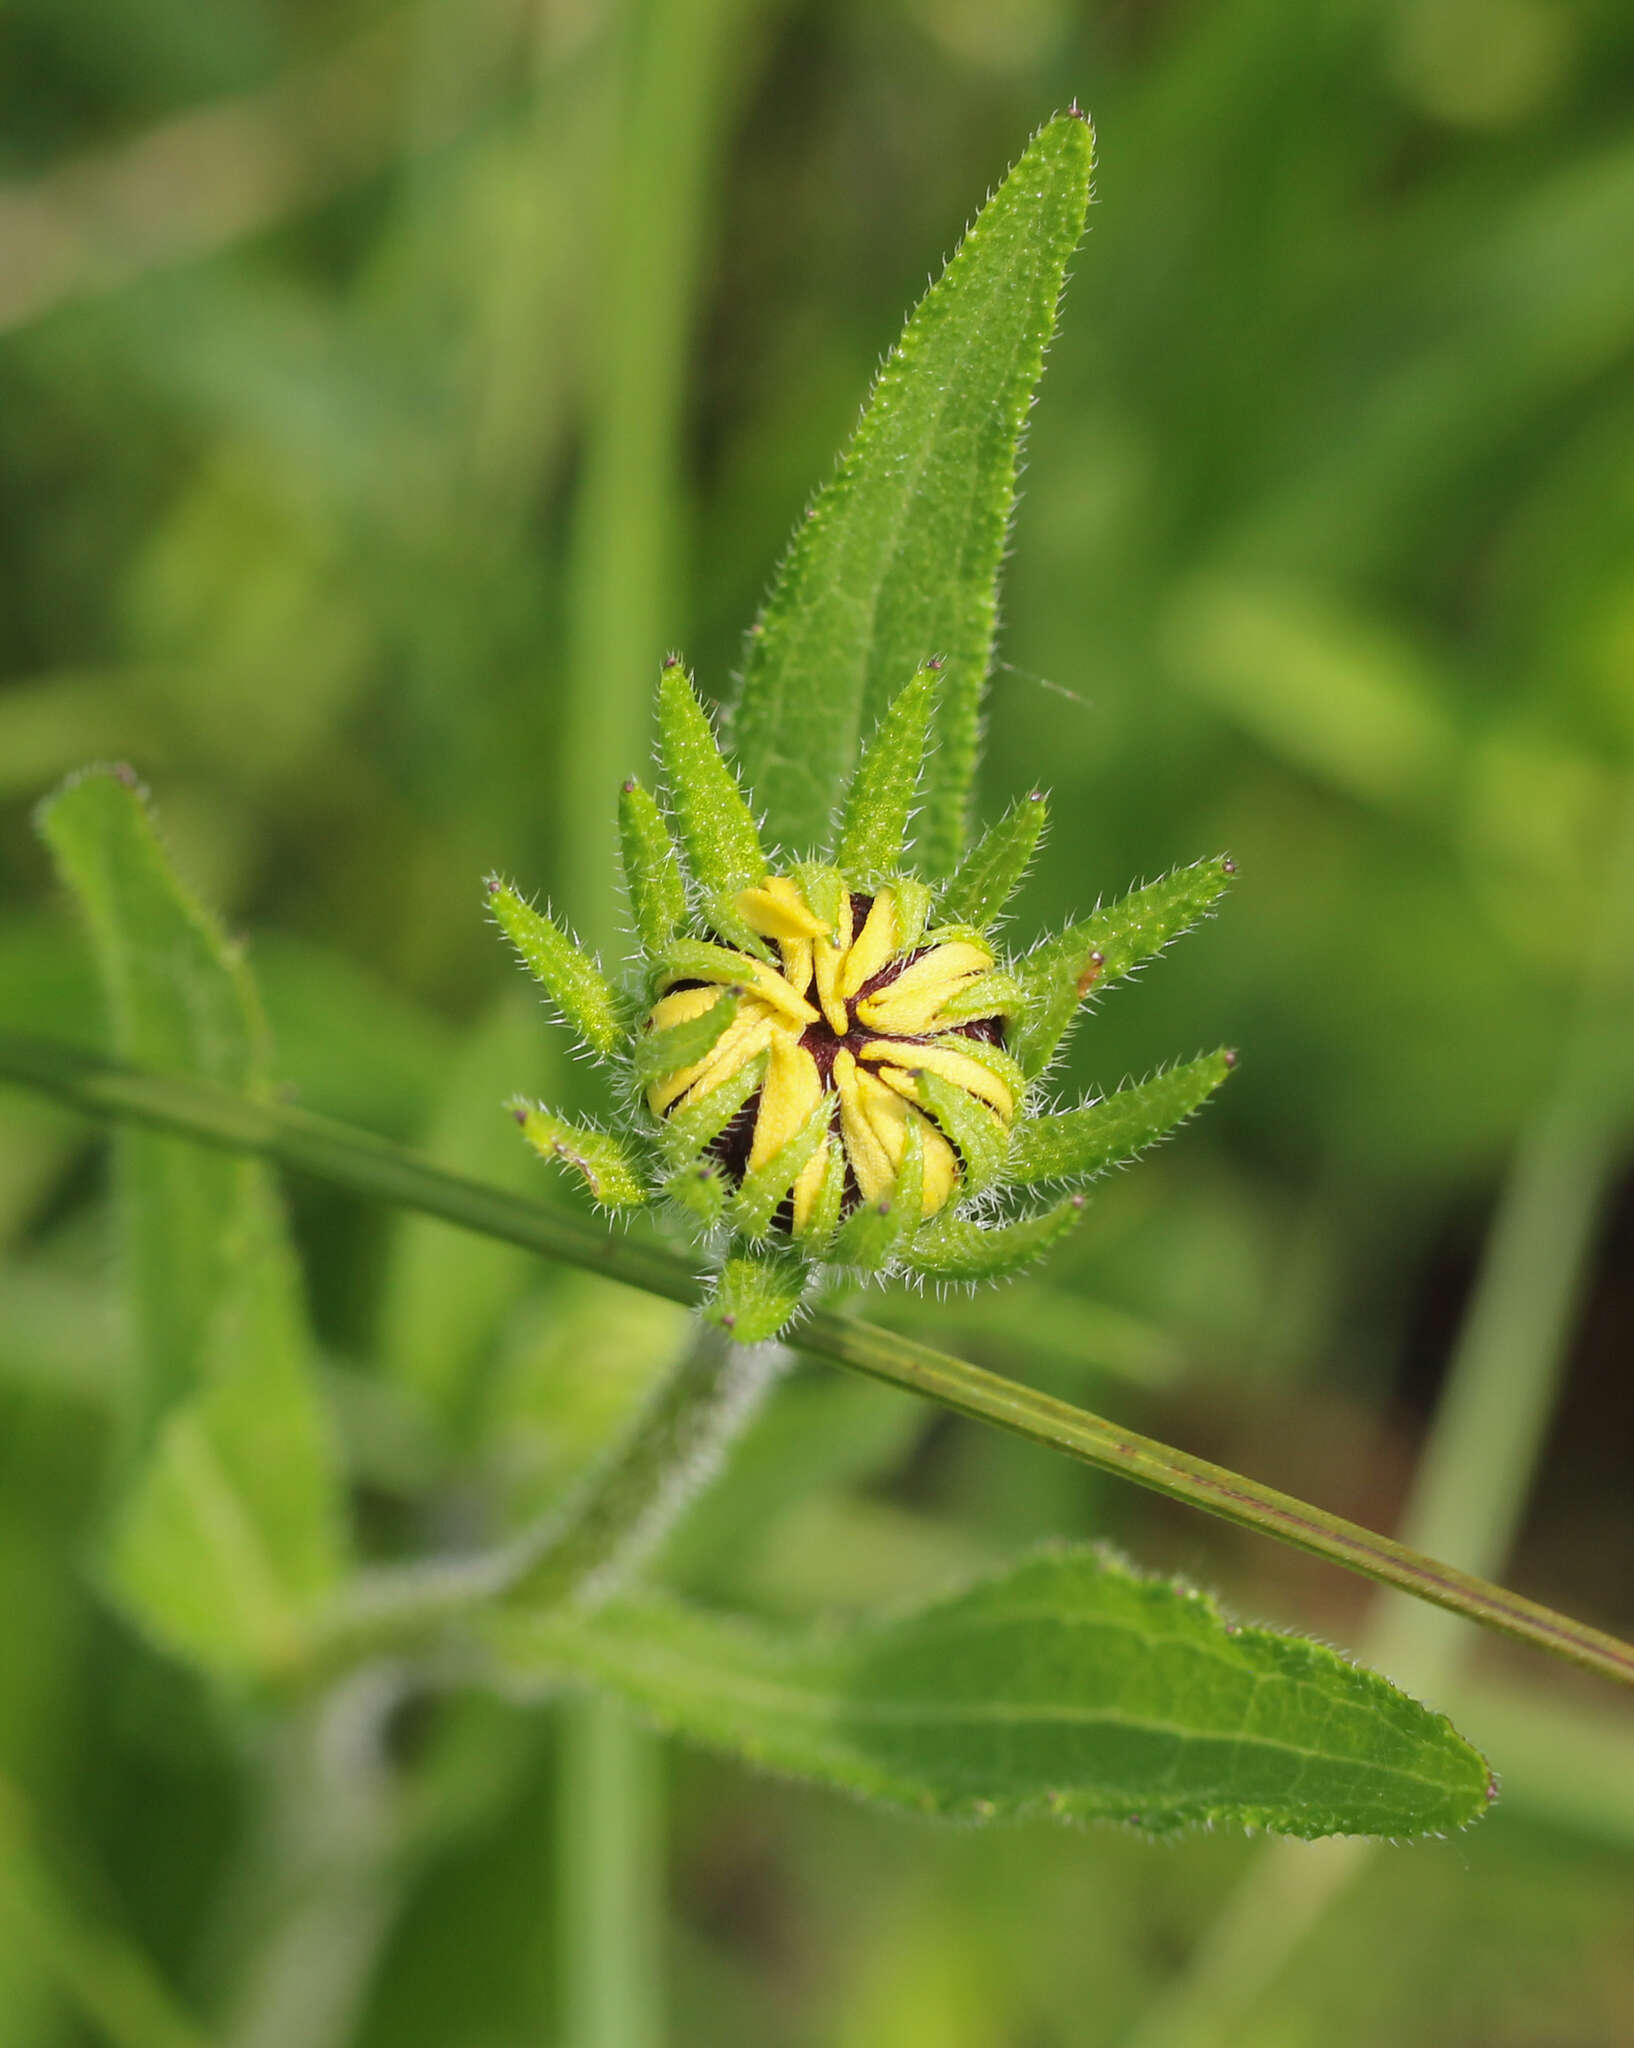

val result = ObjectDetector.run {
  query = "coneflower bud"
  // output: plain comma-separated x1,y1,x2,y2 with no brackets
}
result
488,661,1235,1340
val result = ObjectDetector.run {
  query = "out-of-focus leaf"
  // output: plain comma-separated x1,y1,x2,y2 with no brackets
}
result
0,1265,124,1406
38,769,271,1433
729,113,1094,868
101,1186,346,1681
484,1546,1492,1838
38,770,347,1678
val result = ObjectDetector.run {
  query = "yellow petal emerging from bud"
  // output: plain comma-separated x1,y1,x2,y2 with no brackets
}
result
645,872,1015,1238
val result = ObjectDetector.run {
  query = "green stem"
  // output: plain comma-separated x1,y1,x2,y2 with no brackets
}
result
6,1024,1633,1695
519,1322,786,1608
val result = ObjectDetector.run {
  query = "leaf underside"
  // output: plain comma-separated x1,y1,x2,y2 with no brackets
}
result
484,1546,1492,1839
728,112,1095,871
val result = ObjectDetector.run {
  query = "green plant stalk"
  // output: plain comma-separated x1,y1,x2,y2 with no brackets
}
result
6,1025,1633,1695
519,1321,786,1608
1120,787,1634,2048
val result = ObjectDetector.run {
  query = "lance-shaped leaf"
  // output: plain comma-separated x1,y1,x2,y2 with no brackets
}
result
488,881,622,1056
904,1192,1086,1283
631,989,742,1088
938,790,1049,929
832,664,941,877
618,776,687,953
1009,1051,1236,1186
38,770,347,1679
513,1103,648,1208
481,1546,1492,1839
657,659,766,906
707,1247,808,1343
1011,856,1235,1077
730,112,1095,869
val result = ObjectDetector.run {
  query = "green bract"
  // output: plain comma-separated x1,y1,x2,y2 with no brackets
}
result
491,660,1235,1342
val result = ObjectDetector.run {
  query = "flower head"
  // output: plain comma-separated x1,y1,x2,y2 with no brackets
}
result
488,658,1235,1341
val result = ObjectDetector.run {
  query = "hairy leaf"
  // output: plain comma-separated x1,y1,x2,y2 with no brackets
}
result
938,790,1049,929
631,989,741,1087
487,882,622,1056
483,1546,1493,1838
730,113,1095,868
618,776,687,953
832,664,941,877
903,1192,1085,1281
1012,857,1235,1077
514,1103,649,1208
707,1246,808,1343
1008,1050,1236,1185
657,659,766,903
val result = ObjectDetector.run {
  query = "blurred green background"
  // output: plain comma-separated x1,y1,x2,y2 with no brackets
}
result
3,0,1634,2043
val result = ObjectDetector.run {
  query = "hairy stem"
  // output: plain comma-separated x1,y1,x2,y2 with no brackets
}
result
520,1321,787,1608
4,1025,1633,1693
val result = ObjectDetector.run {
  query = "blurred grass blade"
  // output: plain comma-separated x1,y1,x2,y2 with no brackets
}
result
483,1546,1492,1839
38,770,347,1679
729,112,1095,868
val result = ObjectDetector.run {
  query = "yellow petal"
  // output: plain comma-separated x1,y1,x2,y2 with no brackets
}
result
837,888,899,999
858,1037,1015,1121
833,1047,894,1203
853,939,993,1035
736,876,829,942
790,1140,831,1234
648,983,727,1032
813,889,855,1038
648,1005,778,1114
778,934,814,1000
666,949,818,1027
749,1035,824,1171
917,1117,960,1218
